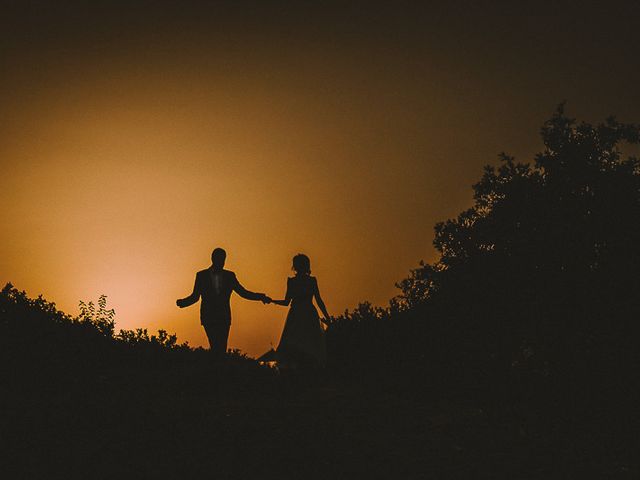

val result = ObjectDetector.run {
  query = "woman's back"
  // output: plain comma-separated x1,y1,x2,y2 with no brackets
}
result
287,275,316,307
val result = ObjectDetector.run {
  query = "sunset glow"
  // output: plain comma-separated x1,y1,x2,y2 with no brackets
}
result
2,2,638,355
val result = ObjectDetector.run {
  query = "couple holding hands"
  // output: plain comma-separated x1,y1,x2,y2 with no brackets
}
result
177,248,329,367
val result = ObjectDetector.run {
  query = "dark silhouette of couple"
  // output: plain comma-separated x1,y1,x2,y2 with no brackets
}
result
177,248,330,367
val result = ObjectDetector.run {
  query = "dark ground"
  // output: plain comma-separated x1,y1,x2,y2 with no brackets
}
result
1,351,636,480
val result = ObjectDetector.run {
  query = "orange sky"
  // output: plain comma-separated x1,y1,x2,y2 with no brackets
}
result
2,2,639,355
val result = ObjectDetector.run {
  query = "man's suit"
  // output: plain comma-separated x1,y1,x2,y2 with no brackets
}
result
178,267,265,354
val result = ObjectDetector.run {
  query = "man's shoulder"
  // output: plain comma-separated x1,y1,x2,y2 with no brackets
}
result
196,268,215,280
197,268,235,277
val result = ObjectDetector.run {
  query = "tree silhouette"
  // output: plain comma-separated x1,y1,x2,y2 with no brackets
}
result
331,106,640,427
401,105,640,306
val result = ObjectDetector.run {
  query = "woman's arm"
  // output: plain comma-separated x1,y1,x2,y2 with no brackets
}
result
313,278,330,321
271,279,292,307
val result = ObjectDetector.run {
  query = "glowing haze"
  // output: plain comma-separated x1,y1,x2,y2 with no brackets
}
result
2,2,639,355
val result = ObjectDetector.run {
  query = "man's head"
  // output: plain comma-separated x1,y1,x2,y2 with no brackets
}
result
211,248,227,269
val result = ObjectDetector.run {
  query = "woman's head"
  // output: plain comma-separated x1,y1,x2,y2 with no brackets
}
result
292,253,311,275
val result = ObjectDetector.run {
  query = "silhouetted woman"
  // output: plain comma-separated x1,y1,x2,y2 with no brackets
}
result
272,254,329,368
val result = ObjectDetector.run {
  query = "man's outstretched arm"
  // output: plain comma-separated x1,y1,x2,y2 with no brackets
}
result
232,274,270,302
177,274,201,308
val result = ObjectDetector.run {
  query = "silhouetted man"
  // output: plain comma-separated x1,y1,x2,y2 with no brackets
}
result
177,248,270,356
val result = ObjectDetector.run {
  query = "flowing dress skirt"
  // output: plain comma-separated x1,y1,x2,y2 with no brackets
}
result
277,303,326,367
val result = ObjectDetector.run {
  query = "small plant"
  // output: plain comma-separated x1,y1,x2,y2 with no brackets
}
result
77,295,116,338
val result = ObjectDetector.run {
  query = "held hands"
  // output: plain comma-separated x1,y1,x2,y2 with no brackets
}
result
261,294,272,304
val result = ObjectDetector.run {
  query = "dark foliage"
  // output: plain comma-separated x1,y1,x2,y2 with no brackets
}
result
0,283,280,478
